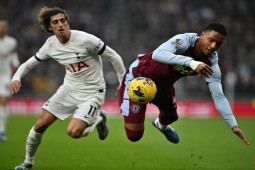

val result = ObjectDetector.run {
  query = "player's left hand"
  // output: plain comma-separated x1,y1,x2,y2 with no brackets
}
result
231,126,249,145
195,63,213,79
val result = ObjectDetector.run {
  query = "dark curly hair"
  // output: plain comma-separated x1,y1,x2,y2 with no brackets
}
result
38,6,70,33
205,23,227,37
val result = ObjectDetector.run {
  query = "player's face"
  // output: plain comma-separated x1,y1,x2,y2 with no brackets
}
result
199,30,225,55
0,20,7,38
49,13,70,38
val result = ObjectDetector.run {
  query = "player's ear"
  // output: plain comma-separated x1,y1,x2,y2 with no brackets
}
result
200,31,205,38
49,27,52,31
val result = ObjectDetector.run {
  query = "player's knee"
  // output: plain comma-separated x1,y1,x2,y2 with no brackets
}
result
34,111,57,133
67,128,83,139
125,127,144,142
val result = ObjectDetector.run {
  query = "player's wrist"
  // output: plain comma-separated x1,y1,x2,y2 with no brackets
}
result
190,60,203,70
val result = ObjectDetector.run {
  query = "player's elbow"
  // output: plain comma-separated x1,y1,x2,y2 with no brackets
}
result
152,51,159,61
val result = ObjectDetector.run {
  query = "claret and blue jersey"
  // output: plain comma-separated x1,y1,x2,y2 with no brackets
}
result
126,33,237,128
132,33,221,85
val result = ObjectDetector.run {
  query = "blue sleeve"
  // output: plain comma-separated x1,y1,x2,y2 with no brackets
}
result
152,33,197,67
208,81,238,128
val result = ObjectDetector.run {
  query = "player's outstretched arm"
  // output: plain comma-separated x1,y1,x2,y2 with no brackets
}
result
232,126,250,145
208,82,250,145
10,80,21,94
10,56,40,94
101,46,126,84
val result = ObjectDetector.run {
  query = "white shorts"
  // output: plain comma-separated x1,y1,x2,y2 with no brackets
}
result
0,76,11,97
42,85,105,125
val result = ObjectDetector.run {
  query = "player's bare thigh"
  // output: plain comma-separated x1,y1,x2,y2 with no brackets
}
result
67,118,90,138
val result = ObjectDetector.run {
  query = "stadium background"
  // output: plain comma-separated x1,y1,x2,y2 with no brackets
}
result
1,0,255,115
1,1,255,170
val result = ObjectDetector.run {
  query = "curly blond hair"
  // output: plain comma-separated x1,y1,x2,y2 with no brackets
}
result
38,6,70,33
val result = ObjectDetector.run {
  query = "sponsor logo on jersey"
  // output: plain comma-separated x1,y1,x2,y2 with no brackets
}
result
66,61,90,73
131,105,140,113
174,65,194,76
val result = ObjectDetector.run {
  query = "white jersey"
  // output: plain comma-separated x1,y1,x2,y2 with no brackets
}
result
36,30,109,92
0,35,19,79
12,30,126,94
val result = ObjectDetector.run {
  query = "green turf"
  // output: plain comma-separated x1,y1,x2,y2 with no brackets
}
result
0,116,254,170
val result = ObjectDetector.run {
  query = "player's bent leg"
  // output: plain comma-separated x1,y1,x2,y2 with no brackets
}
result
15,109,58,169
67,110,108,139
158,109,178,125
152,108,179,143
124,122,144,142
67,118,89,138
152,118,179,144
34,109,58,133
122,107,146,142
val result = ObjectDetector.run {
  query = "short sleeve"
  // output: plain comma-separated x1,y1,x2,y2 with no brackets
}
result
35,39,51,61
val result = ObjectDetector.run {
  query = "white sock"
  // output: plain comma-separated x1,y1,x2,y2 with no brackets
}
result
0,105,8,133
24,126,44,165
82,116,103,137
155,118,167,130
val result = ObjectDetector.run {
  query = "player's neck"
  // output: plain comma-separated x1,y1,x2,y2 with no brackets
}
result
57,30,71,44
195,39,206,56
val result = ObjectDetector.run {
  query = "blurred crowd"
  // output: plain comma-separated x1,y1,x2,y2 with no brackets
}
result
1,0,254,100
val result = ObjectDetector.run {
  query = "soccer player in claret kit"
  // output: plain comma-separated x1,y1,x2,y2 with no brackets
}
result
119,23,249,145
0,17,20,141
10,6,126,170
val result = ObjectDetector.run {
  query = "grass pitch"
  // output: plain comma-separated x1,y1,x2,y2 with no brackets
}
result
0,116,254,170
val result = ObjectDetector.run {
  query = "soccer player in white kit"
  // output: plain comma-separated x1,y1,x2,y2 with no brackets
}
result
11,7,126,170
0,17,20,141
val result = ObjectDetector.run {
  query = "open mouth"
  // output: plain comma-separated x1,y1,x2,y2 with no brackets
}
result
58,28,64,32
